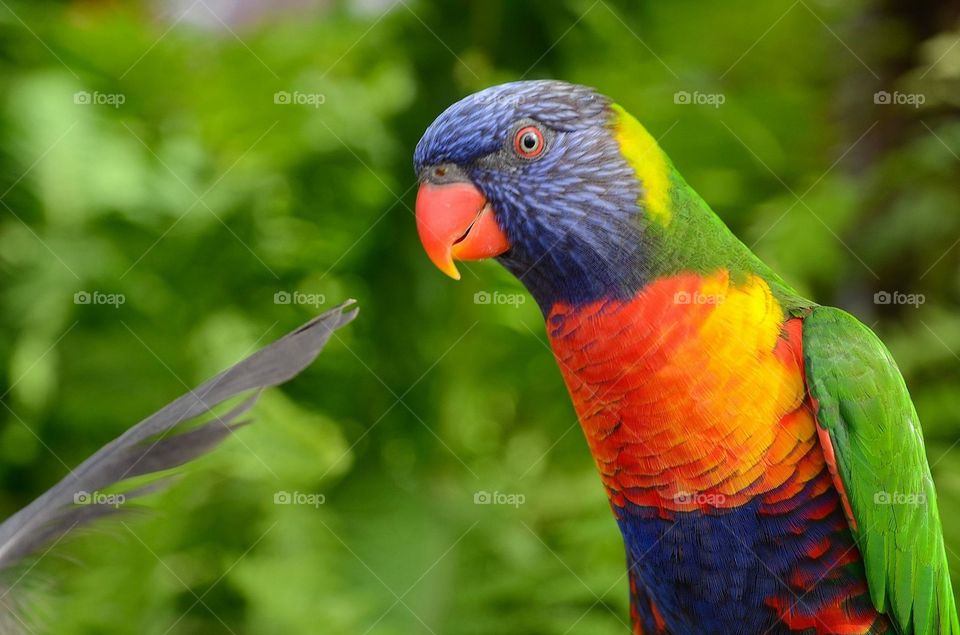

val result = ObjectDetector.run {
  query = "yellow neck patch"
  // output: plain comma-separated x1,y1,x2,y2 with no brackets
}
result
610,104,672,226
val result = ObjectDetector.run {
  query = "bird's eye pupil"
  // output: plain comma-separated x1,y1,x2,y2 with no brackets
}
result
522,134,537,149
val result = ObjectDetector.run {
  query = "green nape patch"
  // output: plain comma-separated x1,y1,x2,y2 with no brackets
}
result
610,103,672,227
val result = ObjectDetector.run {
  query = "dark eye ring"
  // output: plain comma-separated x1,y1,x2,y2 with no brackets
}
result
513,126,545,158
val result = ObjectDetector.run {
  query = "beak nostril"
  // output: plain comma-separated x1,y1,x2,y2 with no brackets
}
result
423,163,471,185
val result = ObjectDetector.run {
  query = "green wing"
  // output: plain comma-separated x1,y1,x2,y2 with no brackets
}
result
804,306,958,635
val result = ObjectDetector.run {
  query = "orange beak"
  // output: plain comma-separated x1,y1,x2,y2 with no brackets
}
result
415,181,510,280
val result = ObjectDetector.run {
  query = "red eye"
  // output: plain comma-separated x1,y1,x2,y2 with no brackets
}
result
514,126,545,158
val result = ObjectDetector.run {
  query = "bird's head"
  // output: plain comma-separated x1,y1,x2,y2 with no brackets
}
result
414,80,675,311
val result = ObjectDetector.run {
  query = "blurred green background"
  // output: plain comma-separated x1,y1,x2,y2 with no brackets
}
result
0,0,958,633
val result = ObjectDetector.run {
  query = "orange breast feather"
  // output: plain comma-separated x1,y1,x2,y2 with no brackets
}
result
547,271,825,513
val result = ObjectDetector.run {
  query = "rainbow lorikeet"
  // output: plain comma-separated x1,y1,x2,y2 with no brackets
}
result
413,80,957,635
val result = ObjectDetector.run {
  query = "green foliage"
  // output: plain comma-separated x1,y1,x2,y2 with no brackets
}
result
0,0,957,633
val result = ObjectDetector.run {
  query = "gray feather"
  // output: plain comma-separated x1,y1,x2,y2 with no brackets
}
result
0,299,357,570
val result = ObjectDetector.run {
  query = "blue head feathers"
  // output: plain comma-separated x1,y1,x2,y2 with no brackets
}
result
414,80,650,311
